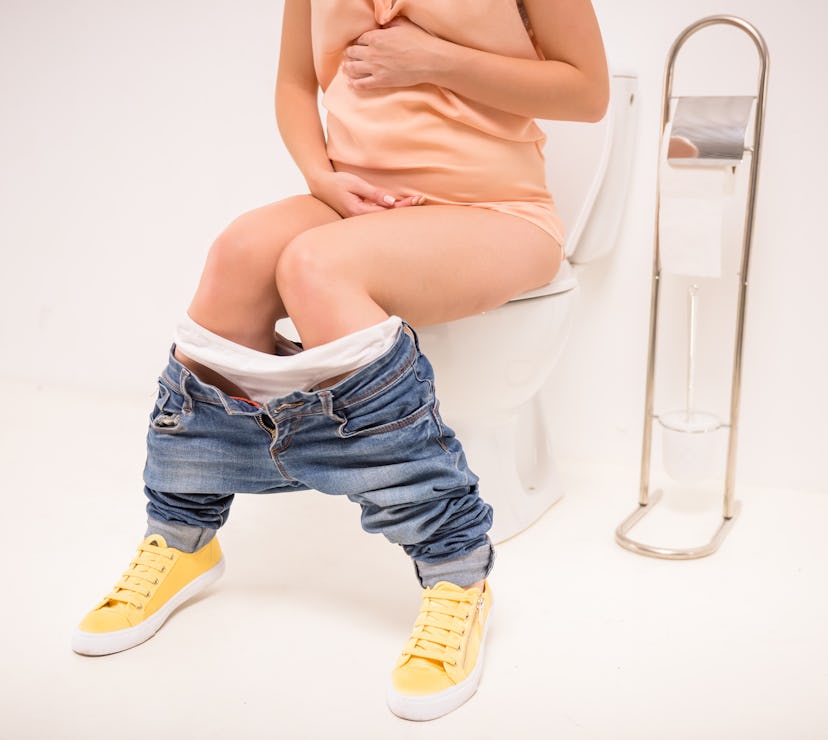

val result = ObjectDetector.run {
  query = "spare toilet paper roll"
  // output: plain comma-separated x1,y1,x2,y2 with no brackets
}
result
657,123,735,278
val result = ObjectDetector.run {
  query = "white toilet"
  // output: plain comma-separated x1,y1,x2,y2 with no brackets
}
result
418,73,639,543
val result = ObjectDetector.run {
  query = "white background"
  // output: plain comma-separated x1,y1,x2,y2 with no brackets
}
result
2,4,827,740
1,0,826,494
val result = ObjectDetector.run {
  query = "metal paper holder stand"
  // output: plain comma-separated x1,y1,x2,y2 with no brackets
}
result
615,16,770,560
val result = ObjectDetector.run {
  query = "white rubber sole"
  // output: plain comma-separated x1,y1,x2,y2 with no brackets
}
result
71,556,226,656
387,611,491,721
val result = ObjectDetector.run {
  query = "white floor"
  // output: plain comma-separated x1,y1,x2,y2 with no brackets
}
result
2,382,827,740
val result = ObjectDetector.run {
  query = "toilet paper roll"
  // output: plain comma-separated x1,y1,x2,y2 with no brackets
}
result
657,124,735,278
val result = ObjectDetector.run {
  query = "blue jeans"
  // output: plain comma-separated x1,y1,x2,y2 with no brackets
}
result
143,323,494,587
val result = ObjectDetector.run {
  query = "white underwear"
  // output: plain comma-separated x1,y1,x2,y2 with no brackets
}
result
174,314,403,404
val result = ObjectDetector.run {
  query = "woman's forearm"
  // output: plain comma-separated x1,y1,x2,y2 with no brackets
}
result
428,0,609,121
426,39,607,122
275,0,334,188
345,1,609,122
275,82,334,189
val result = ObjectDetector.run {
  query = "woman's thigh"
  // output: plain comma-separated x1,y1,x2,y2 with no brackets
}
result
278,204,563,329
188,194,341,346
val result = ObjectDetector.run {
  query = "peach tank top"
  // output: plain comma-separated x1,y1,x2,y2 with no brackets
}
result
311,0,565,244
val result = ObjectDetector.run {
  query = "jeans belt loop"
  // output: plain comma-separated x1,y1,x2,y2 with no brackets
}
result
317,390,341,422
177,366,193,414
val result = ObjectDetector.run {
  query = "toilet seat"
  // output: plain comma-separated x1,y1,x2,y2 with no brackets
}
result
509,259,578,302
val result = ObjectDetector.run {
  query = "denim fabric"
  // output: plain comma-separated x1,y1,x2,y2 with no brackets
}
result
145,516,216,553
143,324,494,587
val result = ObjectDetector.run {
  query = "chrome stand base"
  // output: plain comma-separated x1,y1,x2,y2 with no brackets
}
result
615,490,742,560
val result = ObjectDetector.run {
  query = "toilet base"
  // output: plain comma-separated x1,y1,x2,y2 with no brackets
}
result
448,397,565,544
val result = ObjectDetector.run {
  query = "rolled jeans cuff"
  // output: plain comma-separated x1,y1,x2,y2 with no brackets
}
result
414,540,495,588
146,517,216,554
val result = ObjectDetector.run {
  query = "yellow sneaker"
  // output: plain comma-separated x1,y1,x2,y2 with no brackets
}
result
388,580,492,721
72,534,224,656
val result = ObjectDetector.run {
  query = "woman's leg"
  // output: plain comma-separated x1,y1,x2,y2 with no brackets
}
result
274,204,562,348
268,205,561,719
188,194,340,347
72,349,304,657
177,195,341,392
73,194,341,656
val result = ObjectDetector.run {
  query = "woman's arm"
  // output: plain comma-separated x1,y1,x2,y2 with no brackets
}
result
344,0,609,122
275,0,335,189
275,0,424,215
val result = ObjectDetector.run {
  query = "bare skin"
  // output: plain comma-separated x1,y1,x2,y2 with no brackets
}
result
178,196,561,392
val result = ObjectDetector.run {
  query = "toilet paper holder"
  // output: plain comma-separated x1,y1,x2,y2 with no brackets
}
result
615,16,769,559
667,94,755,166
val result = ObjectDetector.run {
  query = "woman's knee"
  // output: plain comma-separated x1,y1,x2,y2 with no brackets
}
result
205,211,276,277
275,227,346,301
205,196,341,285
188,206,299,334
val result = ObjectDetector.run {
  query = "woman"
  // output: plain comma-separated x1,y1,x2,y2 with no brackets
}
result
72,0,608,721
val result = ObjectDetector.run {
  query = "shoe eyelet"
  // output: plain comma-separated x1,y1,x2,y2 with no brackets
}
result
137,604,143,610
154,578,159,584
161,566,166,573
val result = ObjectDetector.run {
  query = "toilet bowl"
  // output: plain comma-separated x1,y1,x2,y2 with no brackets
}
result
418,73,639,543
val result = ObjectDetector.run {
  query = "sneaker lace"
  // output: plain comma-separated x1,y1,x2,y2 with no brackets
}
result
104,540,174,609
404,588,479,666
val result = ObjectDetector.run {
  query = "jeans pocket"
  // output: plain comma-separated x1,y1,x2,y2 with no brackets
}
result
331,371,434,439
335,402,432,438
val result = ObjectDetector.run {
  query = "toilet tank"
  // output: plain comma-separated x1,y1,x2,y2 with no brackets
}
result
539,73,639,264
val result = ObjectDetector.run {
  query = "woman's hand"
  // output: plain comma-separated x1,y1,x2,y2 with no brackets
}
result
342,17,443,91
309,170,425,218
340,1,609,122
